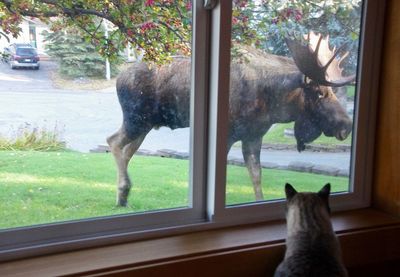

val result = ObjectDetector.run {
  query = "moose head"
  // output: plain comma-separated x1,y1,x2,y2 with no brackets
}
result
286,32,354,151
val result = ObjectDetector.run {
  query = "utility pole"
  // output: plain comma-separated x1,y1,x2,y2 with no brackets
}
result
103,20,111,80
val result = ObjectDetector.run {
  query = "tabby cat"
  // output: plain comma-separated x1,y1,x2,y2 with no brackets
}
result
274,183,348,277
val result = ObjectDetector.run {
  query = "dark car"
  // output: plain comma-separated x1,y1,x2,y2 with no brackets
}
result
4,43,40,70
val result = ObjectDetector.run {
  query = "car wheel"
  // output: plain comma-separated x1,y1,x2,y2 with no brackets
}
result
34,66,40,70
10,64,15,70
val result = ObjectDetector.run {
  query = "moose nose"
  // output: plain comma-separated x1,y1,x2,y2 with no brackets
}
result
336,128,351,141
336,122,352,140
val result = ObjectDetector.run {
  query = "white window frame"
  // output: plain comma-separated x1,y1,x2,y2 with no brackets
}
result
0,0,386,262
0,0,211,261
207,0,386,226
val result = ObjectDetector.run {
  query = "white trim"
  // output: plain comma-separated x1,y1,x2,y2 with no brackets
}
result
0,0,211,262
190,0,210,213
206,1,232,221
209,0,386,224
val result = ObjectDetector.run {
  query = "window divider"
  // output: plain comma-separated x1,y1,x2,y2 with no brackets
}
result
206,1,233,221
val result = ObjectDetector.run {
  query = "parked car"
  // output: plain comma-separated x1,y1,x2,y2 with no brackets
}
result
3,43,40,70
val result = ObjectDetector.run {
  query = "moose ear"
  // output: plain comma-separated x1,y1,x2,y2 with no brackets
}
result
318,183,331,200
285,183,297,200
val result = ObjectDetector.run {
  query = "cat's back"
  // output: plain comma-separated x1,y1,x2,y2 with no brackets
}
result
274,184,348,277
274,236,348,277
274,261,346,277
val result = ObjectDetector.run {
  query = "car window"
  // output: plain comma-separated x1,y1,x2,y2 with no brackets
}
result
16,48,37,56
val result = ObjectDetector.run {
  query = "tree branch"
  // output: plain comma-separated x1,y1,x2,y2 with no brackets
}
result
1,0,115,24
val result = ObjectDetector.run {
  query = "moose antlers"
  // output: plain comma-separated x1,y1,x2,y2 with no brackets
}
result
286,32,355,87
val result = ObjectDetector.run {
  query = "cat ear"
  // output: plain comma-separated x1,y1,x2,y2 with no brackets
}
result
285,183,297,200
318,183,331,199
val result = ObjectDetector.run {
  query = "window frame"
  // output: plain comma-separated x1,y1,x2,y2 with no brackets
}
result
0,0,211,262
206,0,386,225
0,0,386,262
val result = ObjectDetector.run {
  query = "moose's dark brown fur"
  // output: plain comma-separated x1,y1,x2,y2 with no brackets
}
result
108,36,353,206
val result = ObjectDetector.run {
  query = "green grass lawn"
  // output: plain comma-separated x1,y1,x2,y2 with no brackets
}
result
226,166,348,205
347,85,356,99
0,151,349,229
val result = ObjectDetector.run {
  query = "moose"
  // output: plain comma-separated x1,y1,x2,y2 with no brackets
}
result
107,32,354,206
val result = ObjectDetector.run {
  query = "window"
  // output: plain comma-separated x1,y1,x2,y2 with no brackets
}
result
0,0,385,261
209,0,384,220
16,48,37,55
225,1,361,206
209,0,384,224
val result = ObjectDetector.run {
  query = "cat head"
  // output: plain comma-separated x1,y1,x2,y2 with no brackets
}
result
285,183,331,214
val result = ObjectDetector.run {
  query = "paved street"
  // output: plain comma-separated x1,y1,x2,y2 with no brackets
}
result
0,61,351,171
0,59,56,91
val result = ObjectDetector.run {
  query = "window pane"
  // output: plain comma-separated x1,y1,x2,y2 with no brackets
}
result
226,0,361,205
0,1,193,229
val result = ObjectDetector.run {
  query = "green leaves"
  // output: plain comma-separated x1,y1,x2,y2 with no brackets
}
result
0,0,192,64
231,0,361,72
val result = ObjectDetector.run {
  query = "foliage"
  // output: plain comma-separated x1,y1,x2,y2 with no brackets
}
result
0,0,361,65
0,29,10,59
0,151,348,229
0,49,9,62
0,0,192,64
232,0,362,71
43,28,122,78
0,124,66,151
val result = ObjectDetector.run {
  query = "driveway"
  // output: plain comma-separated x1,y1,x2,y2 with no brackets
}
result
0,61,351,171
0,60,191,153
0,60,56,92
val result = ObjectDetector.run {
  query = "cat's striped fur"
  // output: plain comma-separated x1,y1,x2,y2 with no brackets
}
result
274,183,348,277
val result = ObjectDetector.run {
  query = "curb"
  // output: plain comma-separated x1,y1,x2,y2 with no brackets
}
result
91,145,349,177
261,143,351,152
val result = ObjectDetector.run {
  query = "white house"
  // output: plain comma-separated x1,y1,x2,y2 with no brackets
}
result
0,17,49,58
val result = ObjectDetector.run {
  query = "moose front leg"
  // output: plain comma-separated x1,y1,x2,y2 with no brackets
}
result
242,137,264,201
107,127,148,206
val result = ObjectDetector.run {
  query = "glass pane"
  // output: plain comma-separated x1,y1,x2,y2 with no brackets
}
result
0,1,193,229
226,0,362,205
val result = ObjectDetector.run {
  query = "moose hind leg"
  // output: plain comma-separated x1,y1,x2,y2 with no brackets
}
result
107,128,147,206
242,137,264,201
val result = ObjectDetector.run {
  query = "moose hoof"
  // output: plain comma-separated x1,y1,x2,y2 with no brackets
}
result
116,197,128,207
255,193,264,201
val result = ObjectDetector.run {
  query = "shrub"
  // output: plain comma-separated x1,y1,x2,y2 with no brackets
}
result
43,28,122,79
0,124,66,151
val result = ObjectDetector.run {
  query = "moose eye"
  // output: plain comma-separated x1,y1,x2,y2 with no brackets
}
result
318,90,326,99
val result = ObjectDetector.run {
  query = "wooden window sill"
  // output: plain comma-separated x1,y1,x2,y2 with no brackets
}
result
1,208,400,276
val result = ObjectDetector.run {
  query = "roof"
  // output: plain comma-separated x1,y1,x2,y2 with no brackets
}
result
22,17,49,28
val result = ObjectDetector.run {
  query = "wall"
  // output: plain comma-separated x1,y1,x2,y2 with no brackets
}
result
373,0,400,216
